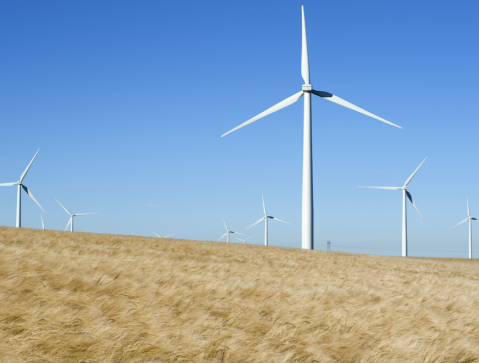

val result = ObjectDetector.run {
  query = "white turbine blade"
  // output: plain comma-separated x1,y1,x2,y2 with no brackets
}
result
56,198,72,216
404,157,427,187
467,197,470,217
246,216,265,230
272,217,291,225
151,231,161,238
450,217,469,230
19,149,40,182
65,217,72,231
231,231,245,235
310,91,401,129
74,212,98,216
41,215,44,230
223,217,229,232
221,91,304,137
164,234,175,238
301,6,310,84
0,182,18,186
245,235,254,241
22,185,46,214
262,194,267,216
359,186,402,190
235,237,245,242
406,191,424,221
218,232,228,241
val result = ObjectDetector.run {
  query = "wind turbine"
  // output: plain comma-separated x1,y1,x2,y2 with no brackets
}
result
0,149,46,227
236,236,254,244
450,197,477,259
41,215,45,230
359,158,427,257
218,218,244,242
247,195,290,246
221,6,401,250
56,199,98,232
151,231,175,238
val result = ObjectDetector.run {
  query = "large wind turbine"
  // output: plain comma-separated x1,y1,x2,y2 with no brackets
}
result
221,6,401,250
0,149,46,227
218,218,243,242
450,197,477,259
151,231,175,238
247,195,290,246
360,158,427,257
56,199,98,232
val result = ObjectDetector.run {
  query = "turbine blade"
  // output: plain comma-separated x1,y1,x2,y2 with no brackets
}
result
467,197,470,217
246,216,265,230
404,157,427,187
221,91,304,137
164,234,175,238
262,194,267,216
272,217,291,225
231,231,245,235
0,182,18,186
311,91,401,129
359,186,402,190
65,217,72,231
450,217,469,230
41,215,44,230
74,212,98,216
406,191,424,220
223,217,228,232
245,235,254,241
22,185,46,214
301,6,310,84
218,232,228,241
19,149,40,182
56,198,72,216
151,231,161,238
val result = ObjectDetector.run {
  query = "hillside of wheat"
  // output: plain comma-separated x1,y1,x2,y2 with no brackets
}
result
1,226,478,362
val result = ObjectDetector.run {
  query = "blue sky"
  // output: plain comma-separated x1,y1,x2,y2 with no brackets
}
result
1,0,478,257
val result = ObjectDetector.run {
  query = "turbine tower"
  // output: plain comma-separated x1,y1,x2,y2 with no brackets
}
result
450,197,477,259
218,218,243,242
151,231,175,238
360,158,427,257
247,195,290,246
236,236,254,244
56,199,98,232
0,149,46,227
221,6,401,250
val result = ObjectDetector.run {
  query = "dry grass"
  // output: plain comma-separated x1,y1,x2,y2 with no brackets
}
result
0,226,478,362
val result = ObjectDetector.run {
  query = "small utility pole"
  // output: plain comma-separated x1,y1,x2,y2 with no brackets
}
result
327,240,331,251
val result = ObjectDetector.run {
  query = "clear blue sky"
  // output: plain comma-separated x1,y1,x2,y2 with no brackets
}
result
1,0,478,258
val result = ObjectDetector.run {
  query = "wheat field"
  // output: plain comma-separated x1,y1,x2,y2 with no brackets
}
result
0,226,478,362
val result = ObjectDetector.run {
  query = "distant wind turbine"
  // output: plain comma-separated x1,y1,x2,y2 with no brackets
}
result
450,197,477,259
360,158,427,257
56,199,98,232
247,195,290,246
41,215,45,230
221,6,401,250
151,231,175,238
218,218,244,242
236,236,253,244
0,149,46,227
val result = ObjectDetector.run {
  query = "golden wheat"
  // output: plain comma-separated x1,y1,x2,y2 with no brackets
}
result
0,226,478,362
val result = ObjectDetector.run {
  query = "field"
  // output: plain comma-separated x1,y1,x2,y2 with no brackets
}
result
0,226,478,362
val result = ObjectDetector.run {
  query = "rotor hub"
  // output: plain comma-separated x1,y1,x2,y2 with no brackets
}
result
302,84,313,92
